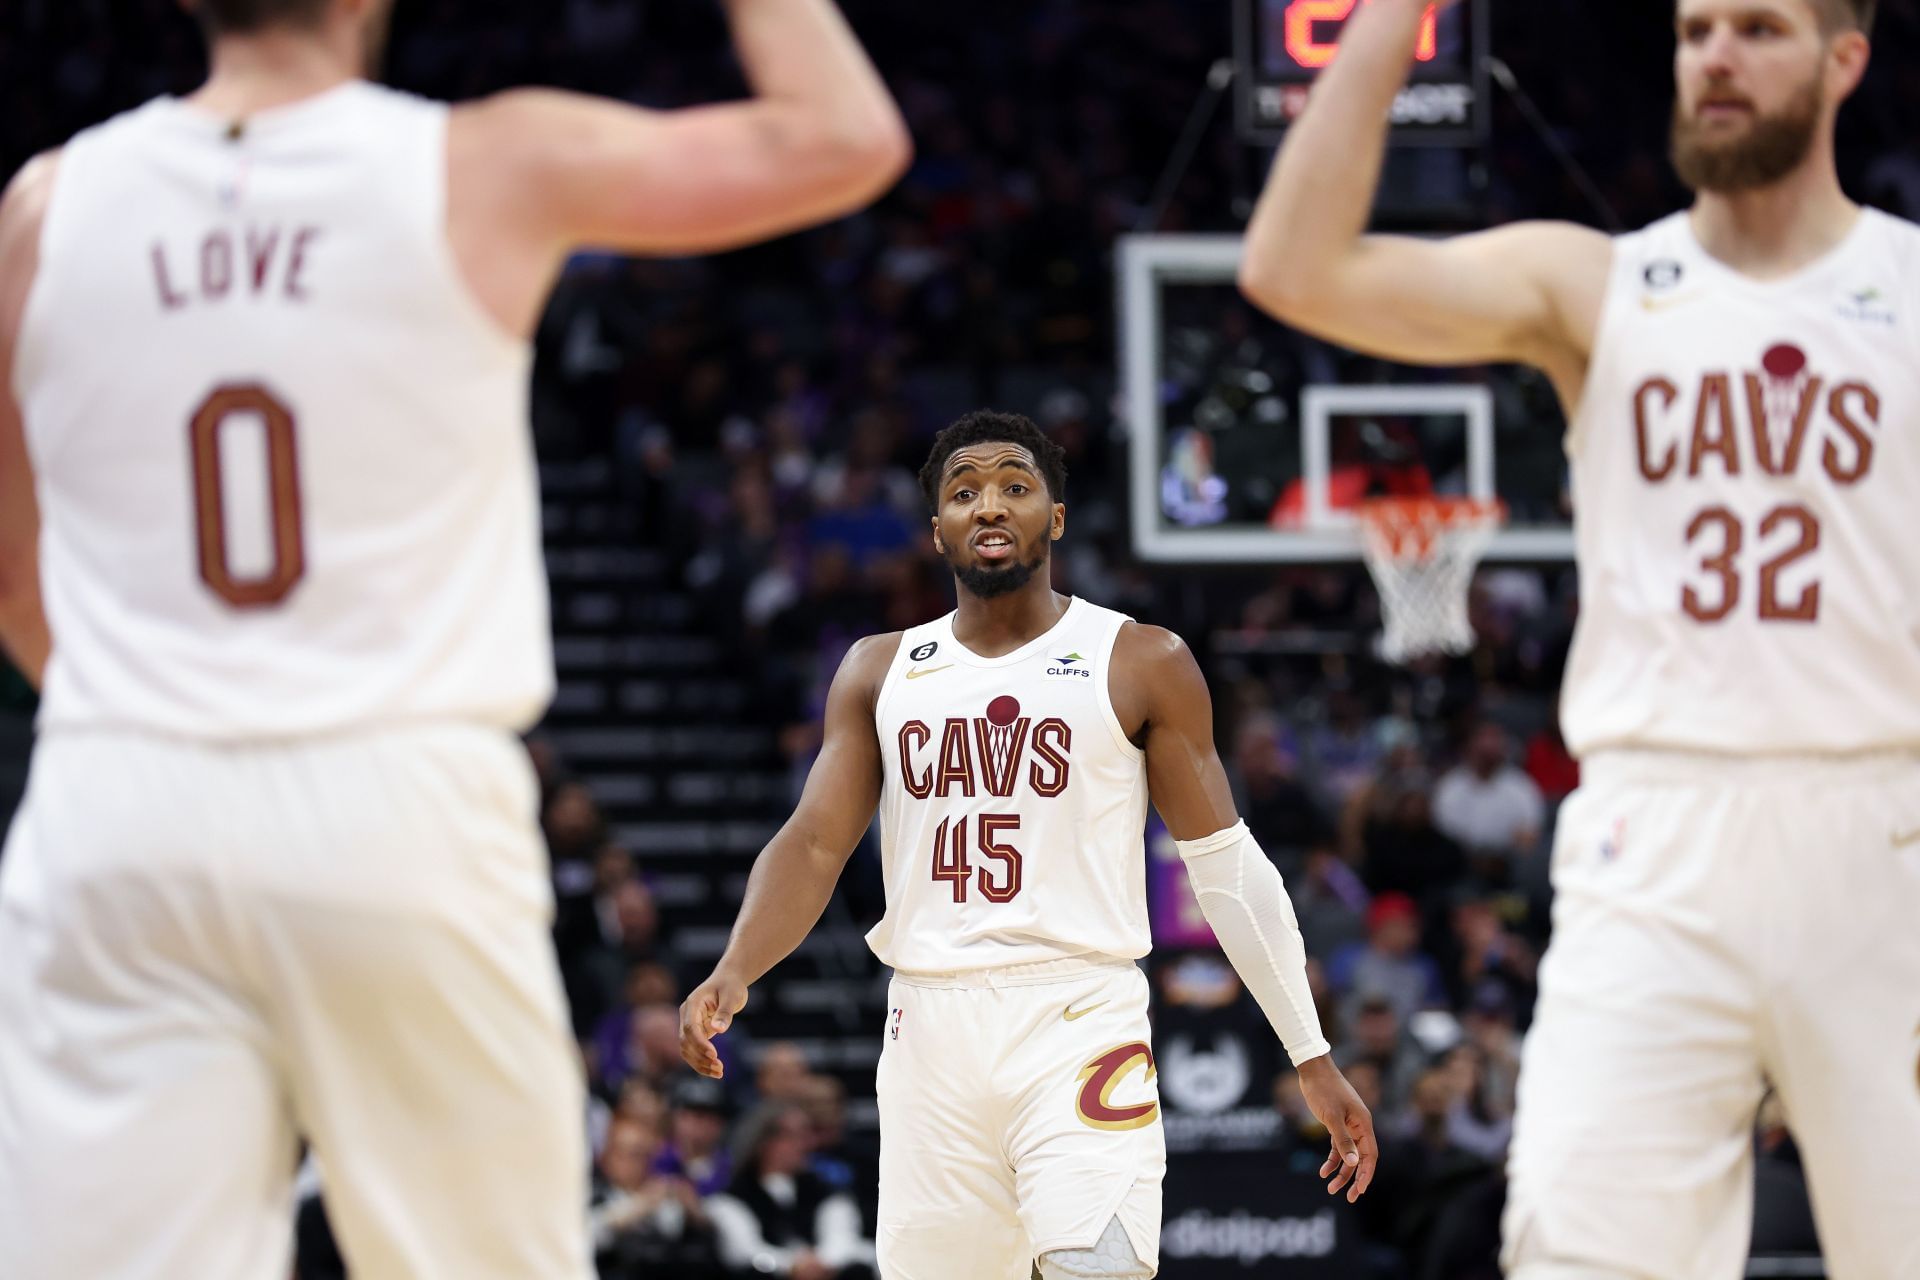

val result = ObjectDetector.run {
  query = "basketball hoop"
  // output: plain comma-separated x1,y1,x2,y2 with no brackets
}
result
1356,497,1506,663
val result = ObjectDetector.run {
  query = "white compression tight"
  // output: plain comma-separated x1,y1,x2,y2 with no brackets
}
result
1036,1216,1154,1280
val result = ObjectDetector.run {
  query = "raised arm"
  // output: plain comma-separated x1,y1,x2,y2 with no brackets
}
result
0,153,57,690
679,632,897,1079
1237,0,1607,389
457,0,910,261
1116,622,1377,1199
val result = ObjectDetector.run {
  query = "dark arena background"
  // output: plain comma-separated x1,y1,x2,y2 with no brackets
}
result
8,1,1920,1276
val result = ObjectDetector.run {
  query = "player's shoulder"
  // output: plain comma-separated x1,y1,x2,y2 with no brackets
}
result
1,151,61,305
839,630,907,685
1,150,61,229
1111,620,1197,675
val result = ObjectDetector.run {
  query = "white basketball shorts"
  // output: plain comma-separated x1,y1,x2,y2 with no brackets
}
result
0,725,592,1280
875,955,1166,1280
1503,750,1920,1280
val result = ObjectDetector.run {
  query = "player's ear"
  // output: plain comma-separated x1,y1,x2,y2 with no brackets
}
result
1828,29,1870,101
1050,503,1065,541
931,518,945,555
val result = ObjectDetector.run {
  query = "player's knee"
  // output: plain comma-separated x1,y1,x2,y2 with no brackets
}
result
1036,1215,1154,1280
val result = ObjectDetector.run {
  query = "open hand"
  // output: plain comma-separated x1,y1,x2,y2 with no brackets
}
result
1297,1054,1379,1202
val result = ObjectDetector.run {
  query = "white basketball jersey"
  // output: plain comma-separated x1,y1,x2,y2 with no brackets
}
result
12,82,551,739
867,598,1152,973
1563,208,1920,756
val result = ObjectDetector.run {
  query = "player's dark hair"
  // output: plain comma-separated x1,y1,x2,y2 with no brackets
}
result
918,410,1068,512
193,0,332,37
1811,0,1875,32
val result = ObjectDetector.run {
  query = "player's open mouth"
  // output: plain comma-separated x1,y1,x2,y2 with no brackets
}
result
973,532,1016,561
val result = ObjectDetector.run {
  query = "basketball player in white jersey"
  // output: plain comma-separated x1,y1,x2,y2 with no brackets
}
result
1238,0,1920,1275
677,411,1378,1279
0,0,908,1276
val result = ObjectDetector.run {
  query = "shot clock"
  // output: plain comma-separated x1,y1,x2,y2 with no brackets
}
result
1234,0,1488,145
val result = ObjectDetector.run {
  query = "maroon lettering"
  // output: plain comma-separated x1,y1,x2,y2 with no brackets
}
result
973,718,1031,798
1741,373,1819,477
935,718,976,798
286,226,320,301
151,243,187,310
1633,377,1678,482
1686,373,1740,477
246,227,282,293
898,721,932,799
200,230,233,301
1028,718,1071,797
1822,381,1879,485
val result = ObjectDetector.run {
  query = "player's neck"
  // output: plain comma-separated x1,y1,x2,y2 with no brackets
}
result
1687,159,1858,282
188,30,367,121
951,582,1072,659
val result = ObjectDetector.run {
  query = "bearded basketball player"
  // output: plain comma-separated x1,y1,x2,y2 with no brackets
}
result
680,411,1378,1279
1239,1,1920,1276
0,1,907,1276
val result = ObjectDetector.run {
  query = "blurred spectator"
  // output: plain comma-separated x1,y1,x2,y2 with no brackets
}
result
757,1041,815,1105
1231,714,1332,868
1437,891,1538,1021
1432,722,1545,878
1338,992,1427,1118
655,1075,737,1197
1353,769,1468,909
1329,892,1447,1028
591,1116,723,1280
1288,845,1372,962
592,961,681,1087
623,1003,691,1096
708,1104,877,1279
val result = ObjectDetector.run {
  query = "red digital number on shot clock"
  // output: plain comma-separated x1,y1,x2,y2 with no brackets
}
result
1284,0,1438,69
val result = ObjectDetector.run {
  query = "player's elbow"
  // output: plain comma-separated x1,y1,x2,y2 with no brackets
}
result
1237,254,1322,326
816,111,914,206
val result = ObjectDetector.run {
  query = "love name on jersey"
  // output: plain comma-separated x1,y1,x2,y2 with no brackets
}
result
897,711,1071,800
150,224,322,311
1630,344,1880,487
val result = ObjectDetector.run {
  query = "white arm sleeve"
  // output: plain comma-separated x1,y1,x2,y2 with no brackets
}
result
1174,820,1331,1066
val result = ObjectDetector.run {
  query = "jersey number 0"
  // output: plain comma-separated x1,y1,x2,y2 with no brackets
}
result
188,383,306,608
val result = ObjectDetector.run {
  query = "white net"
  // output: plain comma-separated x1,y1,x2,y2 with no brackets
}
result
1357,498,1505,664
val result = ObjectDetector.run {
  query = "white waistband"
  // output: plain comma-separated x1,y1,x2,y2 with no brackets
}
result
891,954,1136,990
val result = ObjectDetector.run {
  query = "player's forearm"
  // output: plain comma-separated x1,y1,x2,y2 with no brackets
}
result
1177,821,1331,1066
711,827,847,987
722,0,910,172
1240,0,1431,307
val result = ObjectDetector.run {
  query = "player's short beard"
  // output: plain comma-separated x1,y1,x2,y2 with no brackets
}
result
1671,72,1824,194
949,549,1047,600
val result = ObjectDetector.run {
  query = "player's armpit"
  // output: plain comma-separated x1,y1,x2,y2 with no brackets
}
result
463,87,909,258
1238,221,1611,374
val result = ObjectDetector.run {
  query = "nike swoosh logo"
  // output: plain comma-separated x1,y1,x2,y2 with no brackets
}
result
1641,291,1705,313
905,665,954,680
1892,829,1920,849
1062,1001,1108,1022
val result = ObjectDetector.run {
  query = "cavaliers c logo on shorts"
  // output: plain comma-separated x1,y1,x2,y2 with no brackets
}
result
1074,1042,1158,1131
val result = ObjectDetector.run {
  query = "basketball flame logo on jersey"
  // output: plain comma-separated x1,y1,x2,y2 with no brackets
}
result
1630,342,1881,486
897,695,1072,800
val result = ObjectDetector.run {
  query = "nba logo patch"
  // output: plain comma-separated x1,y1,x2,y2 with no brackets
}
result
890,1008,904,1041
1600,817,1627,863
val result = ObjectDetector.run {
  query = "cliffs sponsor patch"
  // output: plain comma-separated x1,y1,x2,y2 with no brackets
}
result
1045,650,1093,681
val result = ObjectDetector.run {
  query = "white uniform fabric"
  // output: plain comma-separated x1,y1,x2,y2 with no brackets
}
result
876,957,1164,1280
867,597,1150,972
1560,208,1920,758
0,726,592,1280
867,600,1164,1277
1172,821,1329,1066
13,82,551,740
0,83,582,1279
1504,751,1920,1279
